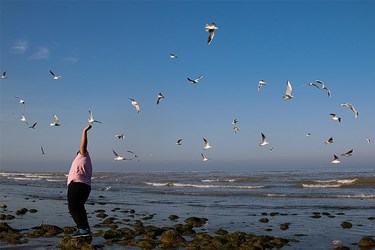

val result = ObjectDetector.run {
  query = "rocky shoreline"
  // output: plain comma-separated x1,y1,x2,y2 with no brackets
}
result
1,203,375,249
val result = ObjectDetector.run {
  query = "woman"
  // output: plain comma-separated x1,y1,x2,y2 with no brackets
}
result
67,123,92,237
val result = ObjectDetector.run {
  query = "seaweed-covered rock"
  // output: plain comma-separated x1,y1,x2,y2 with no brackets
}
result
280,223,290,231
16,208,28,215
358,236,375,248
59,234,94,249
168,214,179,221
159,229,185,246
0,222,25,244
215,229,228,235
29,209,38,213
0,222,16,232
0,204,7,209
102,228,124,239
340,221,352,229
184,217,208,227
28,224,63,237
259,217,269,223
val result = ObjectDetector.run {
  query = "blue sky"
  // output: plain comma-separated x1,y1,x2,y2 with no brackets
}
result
1,1,374,172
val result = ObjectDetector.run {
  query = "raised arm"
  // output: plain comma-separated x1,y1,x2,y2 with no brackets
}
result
80,123,92,155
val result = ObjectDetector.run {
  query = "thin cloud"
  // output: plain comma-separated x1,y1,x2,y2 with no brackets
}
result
12,40,30,54
30,47,50,60
63,56,79,64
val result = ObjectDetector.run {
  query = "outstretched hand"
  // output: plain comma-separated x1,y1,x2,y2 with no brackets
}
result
84,123,92,132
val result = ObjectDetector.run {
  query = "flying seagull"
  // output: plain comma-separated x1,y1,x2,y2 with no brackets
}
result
269,147,275,152
341,149,353,157
324,137,334,144
15,96,25,105
259,132,269,146
365,137,371,143
305,82,321,90
169,53,178,59
187,75,203,84
341,103,359,118
41,146,46,155
49,70,62,80
306,133,311,137
29,122,37,129
50,114,61,126
115,133,125,140
258,80,267,91
233,126,240,134
323,86,331,97
127,150,140,162
232,118,238,125
176,139,183,145
88,110,102,124
129,98,140,113
201,153,209,162
316,79,331,97
1,71,7,79
330,113,341,123
156,93,165,105
282,80,293,100
330,154,341,164
205,22,218,45
315,79,326,89
112,149,127,161
203,137,212,150
21,114,27,123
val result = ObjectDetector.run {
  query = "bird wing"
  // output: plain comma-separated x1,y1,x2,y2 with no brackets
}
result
286,81,292,95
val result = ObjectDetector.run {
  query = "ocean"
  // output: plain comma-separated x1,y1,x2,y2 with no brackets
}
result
0,166,374,249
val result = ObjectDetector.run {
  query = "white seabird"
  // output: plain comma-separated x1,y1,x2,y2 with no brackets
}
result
1,71,7,79
324,137,334,144
330,154,341,164
201,153,209,161
316,80,331,97
205,22,218,45
41,146,46,155
365,137,371,143
21,114,27,123
50,114,61,126
176,139,183,145
49,70,62,80
129,98,141,113
341,103,359,118
258,80,267,91
203,137,212,150
330,113,341,123
88,110,102,124
233,126,240,134
187,75,203,84
169,53,178,59
15,96,25,105
115,134,125,140
341,149,353,157
157,93,165,105
305,82,321,90
282,80,293,100
259,132,269,146
112,149,127,161
232,118,238,125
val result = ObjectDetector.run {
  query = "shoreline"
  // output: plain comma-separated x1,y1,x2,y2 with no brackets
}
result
1,196,375,250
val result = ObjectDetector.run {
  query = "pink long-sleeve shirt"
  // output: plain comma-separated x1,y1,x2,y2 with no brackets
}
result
67,151,92,186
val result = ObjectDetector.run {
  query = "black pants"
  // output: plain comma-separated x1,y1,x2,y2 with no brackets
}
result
67,181,91,230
